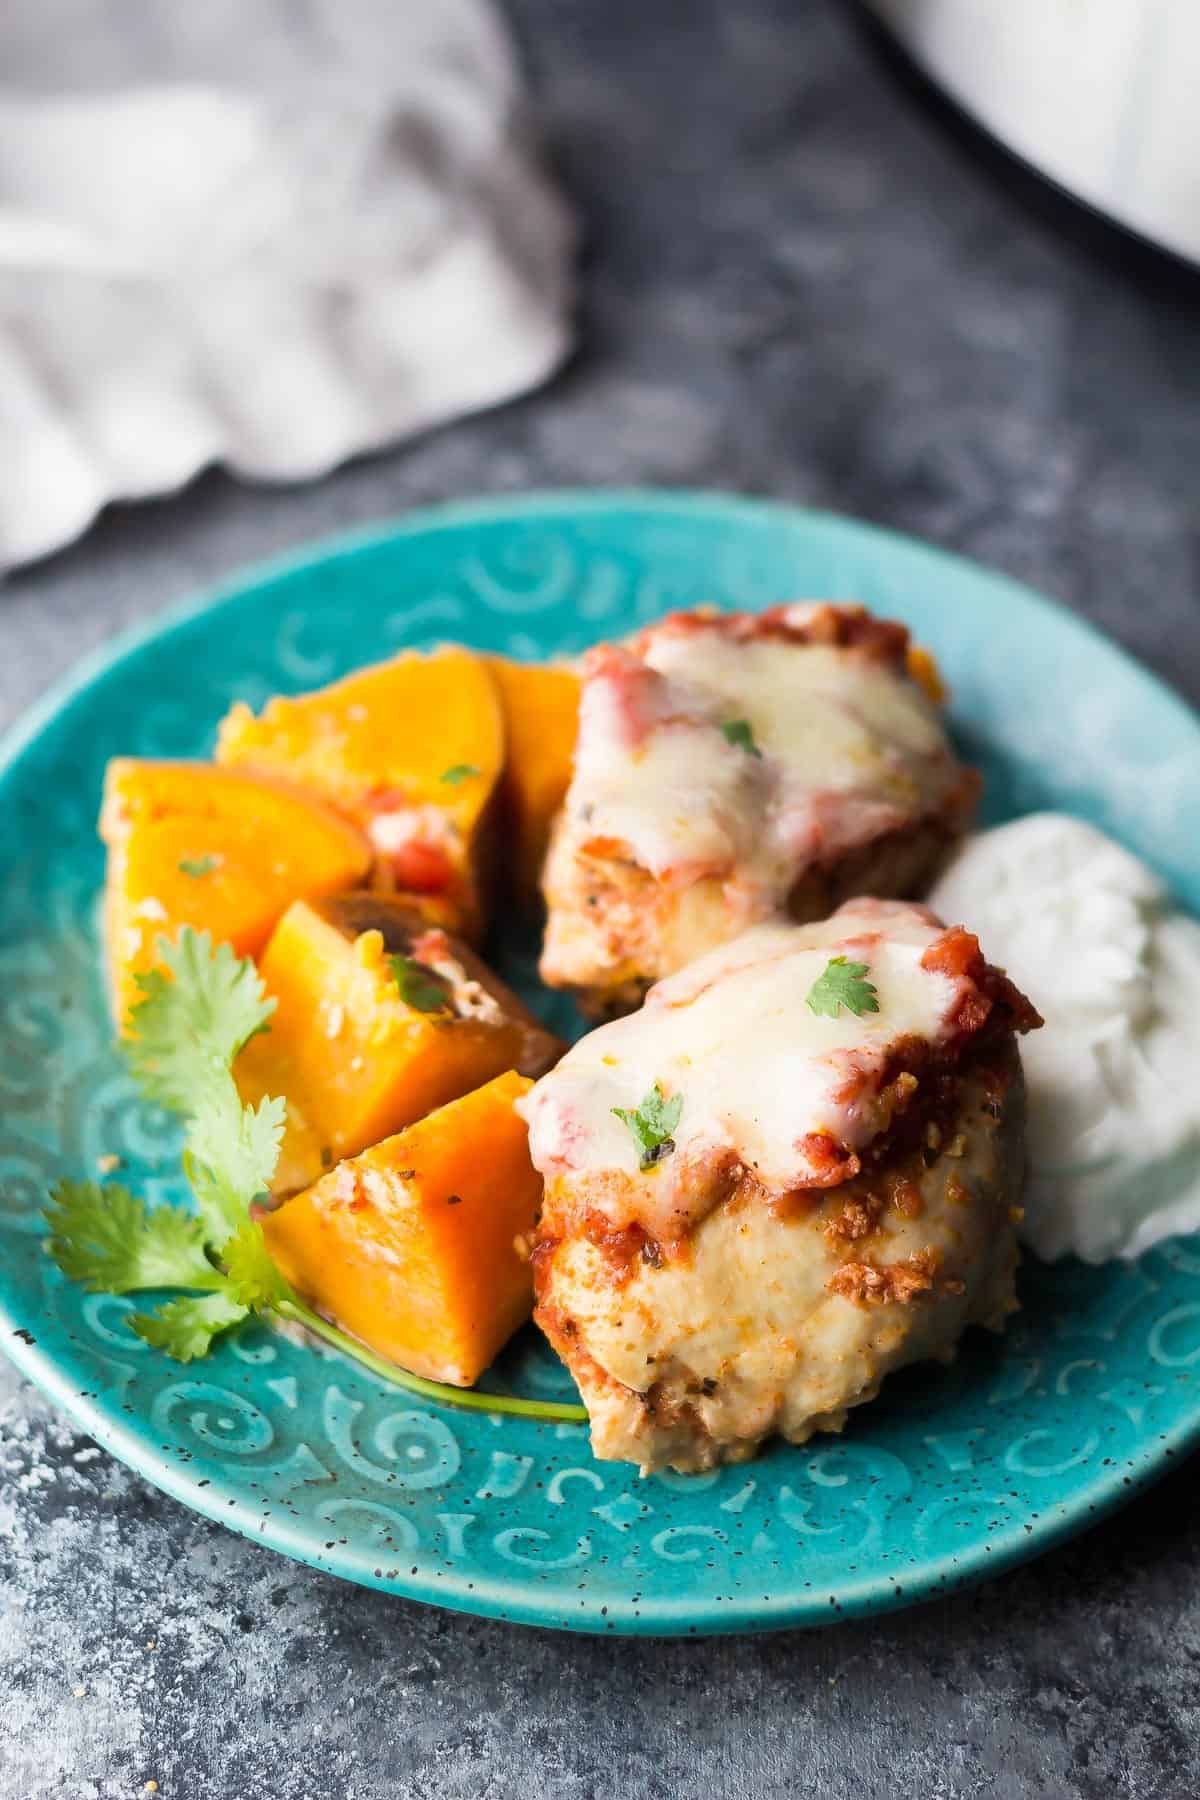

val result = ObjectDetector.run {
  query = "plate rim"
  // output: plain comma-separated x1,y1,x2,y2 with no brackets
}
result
4,486,1196,773
5,1298,1195,1636
3,485,1199,1636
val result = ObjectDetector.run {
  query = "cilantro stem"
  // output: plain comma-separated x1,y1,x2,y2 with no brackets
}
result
273,1297,588,1423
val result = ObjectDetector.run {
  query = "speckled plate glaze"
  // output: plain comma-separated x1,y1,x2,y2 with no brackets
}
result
3,491,1200,1636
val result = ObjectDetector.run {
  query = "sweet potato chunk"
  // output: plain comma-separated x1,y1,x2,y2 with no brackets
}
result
262,1071,542,1385
486,657,580,902
216,648,505,941
100,760,371,1030
236,895,563,1196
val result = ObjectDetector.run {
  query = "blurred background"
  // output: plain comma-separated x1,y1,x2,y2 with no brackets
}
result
871,0,1200,263
4,5,1200,1797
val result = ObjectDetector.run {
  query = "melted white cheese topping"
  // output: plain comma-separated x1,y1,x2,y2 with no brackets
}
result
563,617,954,907
929,812,1200,1262
520,900,963,1206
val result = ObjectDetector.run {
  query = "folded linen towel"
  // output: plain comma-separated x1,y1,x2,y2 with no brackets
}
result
0,0,575,568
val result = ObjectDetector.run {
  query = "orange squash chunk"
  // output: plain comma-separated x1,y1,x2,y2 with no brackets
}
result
216,648,505,941
486,656,580,902
236,895,563,1196
100,760,371,1030
262,1071,542,1385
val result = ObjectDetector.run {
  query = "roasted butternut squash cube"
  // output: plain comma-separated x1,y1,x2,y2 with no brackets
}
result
262,1071,542,1385
236,895,563,1196
100,759,371,1031
215,648,505,941
486,656,580,903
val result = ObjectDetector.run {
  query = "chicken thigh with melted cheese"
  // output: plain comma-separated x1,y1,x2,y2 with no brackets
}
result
520,898,1040,1472
540,604,978,1016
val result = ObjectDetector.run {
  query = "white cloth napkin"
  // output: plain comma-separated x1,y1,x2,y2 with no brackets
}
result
0,0,575,569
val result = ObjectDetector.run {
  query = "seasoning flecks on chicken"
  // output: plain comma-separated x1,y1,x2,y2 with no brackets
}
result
520,898,1040,1473
539,604,978,1016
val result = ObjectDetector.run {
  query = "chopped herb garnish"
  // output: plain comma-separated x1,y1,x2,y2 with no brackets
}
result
43,927,586,1421
178,854,221,878
612,1083,683,1170
388,954,452,1014
720,718,761,757
805,955,880,1020
440,763,481,786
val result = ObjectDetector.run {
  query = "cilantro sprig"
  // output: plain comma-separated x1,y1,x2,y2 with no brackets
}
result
805,955,880,1020
612,1083,682,1170
122,931,284,1246
43,927,584,1421
439,763,481,786
178,854,220,878
46,932,288,1358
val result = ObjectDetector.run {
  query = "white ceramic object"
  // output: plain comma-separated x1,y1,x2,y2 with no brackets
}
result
869,0,1200,264
0,0,575,569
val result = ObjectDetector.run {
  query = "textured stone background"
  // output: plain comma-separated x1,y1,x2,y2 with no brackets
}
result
3,3,1200,1796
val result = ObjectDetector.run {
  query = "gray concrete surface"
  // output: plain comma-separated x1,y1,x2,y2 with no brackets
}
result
3,2,1200,1795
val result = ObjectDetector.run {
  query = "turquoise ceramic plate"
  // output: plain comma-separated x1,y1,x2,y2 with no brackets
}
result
3,491,1200,1636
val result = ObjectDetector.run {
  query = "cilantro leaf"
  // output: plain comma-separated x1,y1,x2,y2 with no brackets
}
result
440,763,481,786
45,1180,220,1293
178,855,221,878
720,718,761,757
612,1083,683,1170
126,928,275,1117
222,1220,292,1310
805,956,880,1020
185,1088,287,1245
129,1291,250,1361
123,930,283,1243
389,954,452,1014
